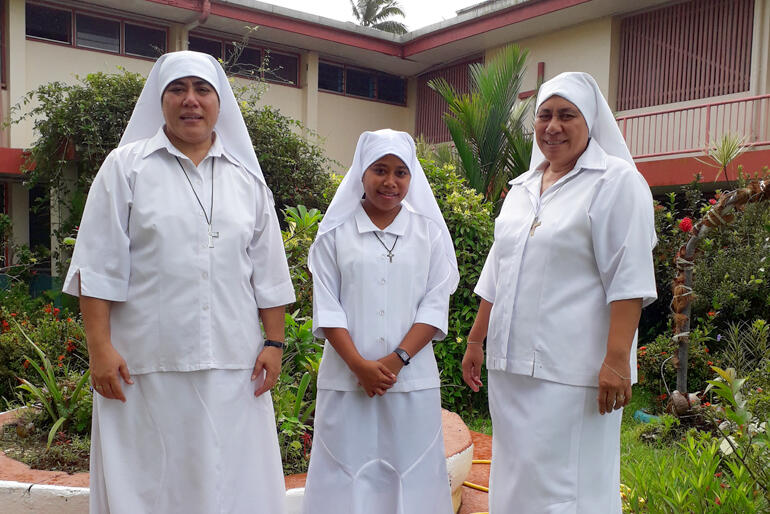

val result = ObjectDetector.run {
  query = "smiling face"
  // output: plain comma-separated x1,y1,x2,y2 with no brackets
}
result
361,154,411,223
161,76,220,156
534,95,590,173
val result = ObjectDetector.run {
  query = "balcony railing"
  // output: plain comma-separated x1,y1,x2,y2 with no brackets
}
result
616,94,770,160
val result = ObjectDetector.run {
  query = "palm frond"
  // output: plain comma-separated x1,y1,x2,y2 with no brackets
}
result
371,20,408,34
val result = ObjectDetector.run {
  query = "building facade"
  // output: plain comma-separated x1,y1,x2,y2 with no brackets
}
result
2,0,770,267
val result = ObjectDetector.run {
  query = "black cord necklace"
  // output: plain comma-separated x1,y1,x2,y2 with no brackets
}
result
175,156,219,248
373,232,399,263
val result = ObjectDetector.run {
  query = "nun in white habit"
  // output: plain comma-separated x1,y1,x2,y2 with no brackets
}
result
303,129,459,514
462,72,657,512
62,51,295,514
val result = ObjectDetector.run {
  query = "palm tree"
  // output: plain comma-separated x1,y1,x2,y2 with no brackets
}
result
350,0,408,35
428,44,532,207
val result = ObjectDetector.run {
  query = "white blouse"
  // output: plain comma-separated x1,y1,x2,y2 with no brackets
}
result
312,203,453,392
475,140,657,387
62,128,295,374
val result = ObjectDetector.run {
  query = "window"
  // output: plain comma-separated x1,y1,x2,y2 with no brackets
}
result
125,23,166,58
189,36,222,60
319,61,406,105
26,3,71,43
26,4,167,60
225,44,262,78
75,13,119,53
318,62,344,92
617,0,753,110
266,51,298,85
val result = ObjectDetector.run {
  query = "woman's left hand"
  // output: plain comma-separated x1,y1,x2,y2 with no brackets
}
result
252,346,283,397
597,357,632,415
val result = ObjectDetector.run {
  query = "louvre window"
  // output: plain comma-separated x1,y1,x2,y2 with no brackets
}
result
319,61,406,105
76,13,120,53
266,51,299,85
189,36,222,60
225,44,262,78
26,4,71,43
125,23,166,58
319,62,344,93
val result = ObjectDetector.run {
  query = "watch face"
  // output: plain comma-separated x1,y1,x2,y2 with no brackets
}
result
396,349,409,364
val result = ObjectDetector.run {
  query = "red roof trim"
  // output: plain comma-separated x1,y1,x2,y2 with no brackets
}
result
145,0,590,58
0,148,27,177
145,0,404,56
403,0,591,57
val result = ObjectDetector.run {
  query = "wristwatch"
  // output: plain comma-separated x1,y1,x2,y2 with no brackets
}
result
393,348,411,366
263,339,285,350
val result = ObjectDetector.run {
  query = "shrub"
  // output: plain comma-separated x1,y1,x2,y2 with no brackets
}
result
423,158,495,415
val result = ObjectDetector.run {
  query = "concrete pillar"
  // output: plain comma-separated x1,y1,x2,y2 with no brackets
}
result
7,0,27,149
9,182,29,248
302,51,319,133
750,0,770,95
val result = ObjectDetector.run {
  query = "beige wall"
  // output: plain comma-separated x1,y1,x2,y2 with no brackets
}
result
316,92,414,172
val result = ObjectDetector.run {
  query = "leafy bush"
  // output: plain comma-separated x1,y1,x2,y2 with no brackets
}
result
423,159,494,415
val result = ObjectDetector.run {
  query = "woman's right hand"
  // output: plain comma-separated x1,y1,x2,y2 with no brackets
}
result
352,359,397,398
89,343,133,402
462,343,485,392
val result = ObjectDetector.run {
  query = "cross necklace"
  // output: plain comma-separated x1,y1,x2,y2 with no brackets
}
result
373,232,399,263
529,180,566,237
176,156,219,248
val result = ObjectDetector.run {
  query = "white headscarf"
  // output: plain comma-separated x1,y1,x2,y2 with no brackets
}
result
531,71,634,168
119,50,268,189
311,129,459,292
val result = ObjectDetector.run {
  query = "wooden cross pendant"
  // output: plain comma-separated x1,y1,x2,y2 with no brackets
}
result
529,217,541,237
208,227,220,248
385,250,394,263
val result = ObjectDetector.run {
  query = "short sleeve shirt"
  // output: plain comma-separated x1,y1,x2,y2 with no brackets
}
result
62,128,296,374
475,139,657,387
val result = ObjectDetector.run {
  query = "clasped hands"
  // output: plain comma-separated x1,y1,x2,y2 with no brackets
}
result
352,353,404,397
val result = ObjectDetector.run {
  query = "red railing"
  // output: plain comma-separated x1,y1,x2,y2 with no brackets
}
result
616,94,770,159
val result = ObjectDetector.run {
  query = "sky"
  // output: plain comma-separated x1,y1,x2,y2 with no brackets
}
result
269,0,477,31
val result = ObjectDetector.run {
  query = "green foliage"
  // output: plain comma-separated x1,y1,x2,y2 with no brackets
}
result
350,0,408,34
719,320,769,379
422,159,494,415
637,329,716,397
14,322,91,448
622,431,767,512
428,44,533,209
1,415,91,474
239,104,337,213
282,206,323,320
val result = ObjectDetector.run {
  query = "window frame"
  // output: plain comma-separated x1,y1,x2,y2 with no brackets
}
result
25,2,167,62
318,59,407,107
189,32,301,88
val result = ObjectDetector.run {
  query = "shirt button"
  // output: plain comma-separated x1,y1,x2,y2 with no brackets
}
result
377,337,385,344
202,271,209,279
379,278,386,285
202,305,209,311
378,310,384,316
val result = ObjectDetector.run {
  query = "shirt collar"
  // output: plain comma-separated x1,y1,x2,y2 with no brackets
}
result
510,138,608,189
354,202,409,236
142,126,238,166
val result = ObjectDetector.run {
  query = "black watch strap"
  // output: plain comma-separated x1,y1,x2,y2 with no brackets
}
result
264,339,285,350
393,348,411,365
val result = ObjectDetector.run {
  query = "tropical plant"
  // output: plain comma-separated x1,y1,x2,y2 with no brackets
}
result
283,205,323,238
697,133,748,183
14,322,91,448
350,0,408,34
428,44,533,209
273,371,316,473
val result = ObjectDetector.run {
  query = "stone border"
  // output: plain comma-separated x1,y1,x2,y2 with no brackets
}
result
0,481,89,514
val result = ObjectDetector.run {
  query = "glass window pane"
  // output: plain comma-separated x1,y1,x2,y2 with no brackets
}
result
75,14,119,53
225,44,261,78
125,23,165,58
26,4,71,43
189,36,222,60
318,62,343,93
346,68,375,98
377,74,406,104
265,52,298,85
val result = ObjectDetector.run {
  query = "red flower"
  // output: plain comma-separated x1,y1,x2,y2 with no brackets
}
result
44,305,51,314
707,311,716,317
658,393,668,400
704,402,711,407
708,361,713,365
639,346,647,350
66,318,73,323
22,359,30,369
66,341,76,353
714,472,722,478
715,497,721,505
661,351,667,355
704,347,709,353
53,308,60,316
10,313,16,317
709,198,717,205
758,388,764,393
58,355,65,362
679,217,693,232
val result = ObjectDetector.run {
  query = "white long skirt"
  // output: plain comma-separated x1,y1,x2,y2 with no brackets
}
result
488,371,622,514
302,388,453,514
89,369,286,514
